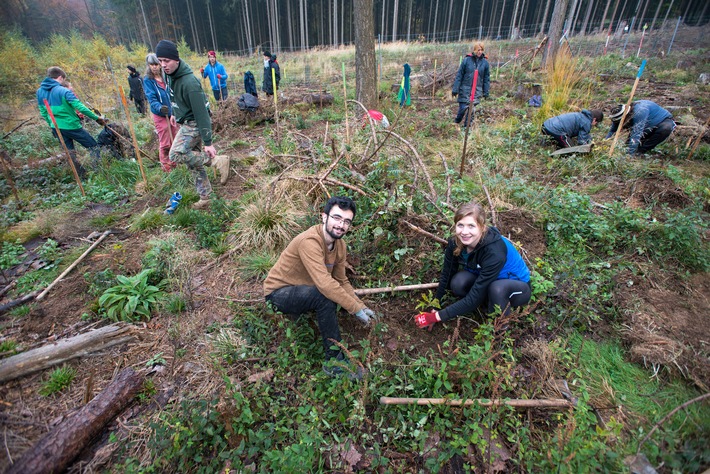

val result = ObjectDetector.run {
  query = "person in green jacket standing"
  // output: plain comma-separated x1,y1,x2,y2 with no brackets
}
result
156,39,220,210
36,66,106,178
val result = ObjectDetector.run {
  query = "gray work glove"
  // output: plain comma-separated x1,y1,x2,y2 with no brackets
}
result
354,307,377,326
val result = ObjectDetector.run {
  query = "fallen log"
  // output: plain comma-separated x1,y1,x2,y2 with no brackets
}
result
0,290,40,316
379,396,576,409
354,282,439,296
5,367,144,474
0,324,137,383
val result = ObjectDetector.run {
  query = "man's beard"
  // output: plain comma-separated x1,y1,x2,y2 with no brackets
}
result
325,226,345,240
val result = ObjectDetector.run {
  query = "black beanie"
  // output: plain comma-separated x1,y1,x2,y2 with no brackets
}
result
156,40,179,61
127,65,137,73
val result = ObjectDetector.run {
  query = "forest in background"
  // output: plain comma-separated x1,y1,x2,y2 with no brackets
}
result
1,0,709,55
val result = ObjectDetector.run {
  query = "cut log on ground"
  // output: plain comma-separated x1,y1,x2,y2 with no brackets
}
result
0,290,40,316
354,282,439,296
0,324,137,383
550,143,593,156
5,367,144,474
379,396,576,409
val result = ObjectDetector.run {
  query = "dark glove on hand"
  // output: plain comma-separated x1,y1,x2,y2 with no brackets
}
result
452,92,458,98
96,117,107,126
414,311,440,329
200,67,205,74
159,105,169,116
217,74,222,79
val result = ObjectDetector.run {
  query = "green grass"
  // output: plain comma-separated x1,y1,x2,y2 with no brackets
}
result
39,365,77,396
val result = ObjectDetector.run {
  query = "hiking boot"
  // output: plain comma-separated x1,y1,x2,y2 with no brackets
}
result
192,197,210,210
322,352,364,381
213,155,230,184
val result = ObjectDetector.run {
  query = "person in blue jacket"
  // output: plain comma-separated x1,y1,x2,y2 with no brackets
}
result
143,53,178,172
414,201,531,329
452,42,491,127
200,50,229,101
542,109,603,148
606,100,675,154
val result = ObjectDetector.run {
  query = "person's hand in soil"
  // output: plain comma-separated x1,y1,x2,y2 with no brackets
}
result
414,311,440,329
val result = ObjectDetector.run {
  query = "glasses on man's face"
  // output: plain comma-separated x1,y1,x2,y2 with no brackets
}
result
328,214,352,227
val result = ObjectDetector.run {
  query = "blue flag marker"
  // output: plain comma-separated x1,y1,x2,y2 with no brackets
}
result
637,59,647,78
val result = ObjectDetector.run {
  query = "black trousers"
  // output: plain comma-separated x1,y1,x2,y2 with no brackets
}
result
266,285,341,360
450,270,531,316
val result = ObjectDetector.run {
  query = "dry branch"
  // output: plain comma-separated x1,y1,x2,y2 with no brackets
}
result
379,396,575,409
0,324,137,383
381,130,437,200
354,282,439,296
36,230,111,301
5,367,144,474
401,220,448,245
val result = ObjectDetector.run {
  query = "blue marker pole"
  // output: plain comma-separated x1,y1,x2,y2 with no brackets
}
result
610,59,647,156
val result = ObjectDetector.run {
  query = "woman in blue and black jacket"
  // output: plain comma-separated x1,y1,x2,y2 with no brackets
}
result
414,201,531,329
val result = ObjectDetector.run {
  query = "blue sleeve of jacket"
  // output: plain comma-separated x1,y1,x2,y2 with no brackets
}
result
143,78,163,116
482,61,490,97
218,64,228,80
452,61,465,95
577,115,593,144
605,121,618,139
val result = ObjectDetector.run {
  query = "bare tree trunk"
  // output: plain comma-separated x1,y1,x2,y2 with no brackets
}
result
304,0,309,48
510,0,520,38
497,0,507,38
406,0,413,41
354,0,377,109
168,0,178,39
206,0,217,51
432,0,439,40
341,0,345,44
480,0,487,38
566,0,580,36
649,0,664,29
333,0,338,45
299,0,306,49
580,0,595,34
539,0,553,35
571,0,583,35
599,0,614,33
243,0,253,54
445,0,454,41
661,0,676,30
137,0,153,49
542,0,570,67
392,0,399,40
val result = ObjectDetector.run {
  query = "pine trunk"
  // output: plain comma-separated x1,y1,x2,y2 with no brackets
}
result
354,0,377,109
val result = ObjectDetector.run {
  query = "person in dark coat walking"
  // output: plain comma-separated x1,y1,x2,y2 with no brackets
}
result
262,51,281,96
605,100,675,155
542,109,603,148
452,42,491,126
127,65,146,115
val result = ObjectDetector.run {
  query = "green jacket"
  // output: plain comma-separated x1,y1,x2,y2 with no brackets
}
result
36,77,99,130
165,60,212,146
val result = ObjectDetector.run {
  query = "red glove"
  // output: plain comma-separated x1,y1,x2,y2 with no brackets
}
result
217,74,222,79
200,67,205,74
414,311,440,329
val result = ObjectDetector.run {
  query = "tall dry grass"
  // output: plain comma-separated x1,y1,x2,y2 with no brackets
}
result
535,47,591,127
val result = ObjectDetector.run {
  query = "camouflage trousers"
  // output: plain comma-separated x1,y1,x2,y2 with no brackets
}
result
169,121,212,198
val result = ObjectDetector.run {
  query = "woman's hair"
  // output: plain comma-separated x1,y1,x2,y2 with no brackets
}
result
452,201,488,256
144,53,161,79
473,41,485,52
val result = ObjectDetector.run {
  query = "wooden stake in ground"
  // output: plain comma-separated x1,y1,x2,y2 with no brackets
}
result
0,324,137,383
459,69,479,178
354,282,439,296
432,59,437,98
379,396,576,409
686,115,710,160
342,62,350,144
118,86,147,186
43,99,85,196
5,367,143,474
609,60,647,157
36,230,111,301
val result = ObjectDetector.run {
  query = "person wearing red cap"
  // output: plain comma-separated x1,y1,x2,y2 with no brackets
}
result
200,51,229,101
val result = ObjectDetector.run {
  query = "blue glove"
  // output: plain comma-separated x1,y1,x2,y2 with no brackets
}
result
354,307,376,325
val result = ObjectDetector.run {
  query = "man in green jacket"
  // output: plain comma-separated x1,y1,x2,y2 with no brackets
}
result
36,66,106,178
264,196,377,379
156,39,218,210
